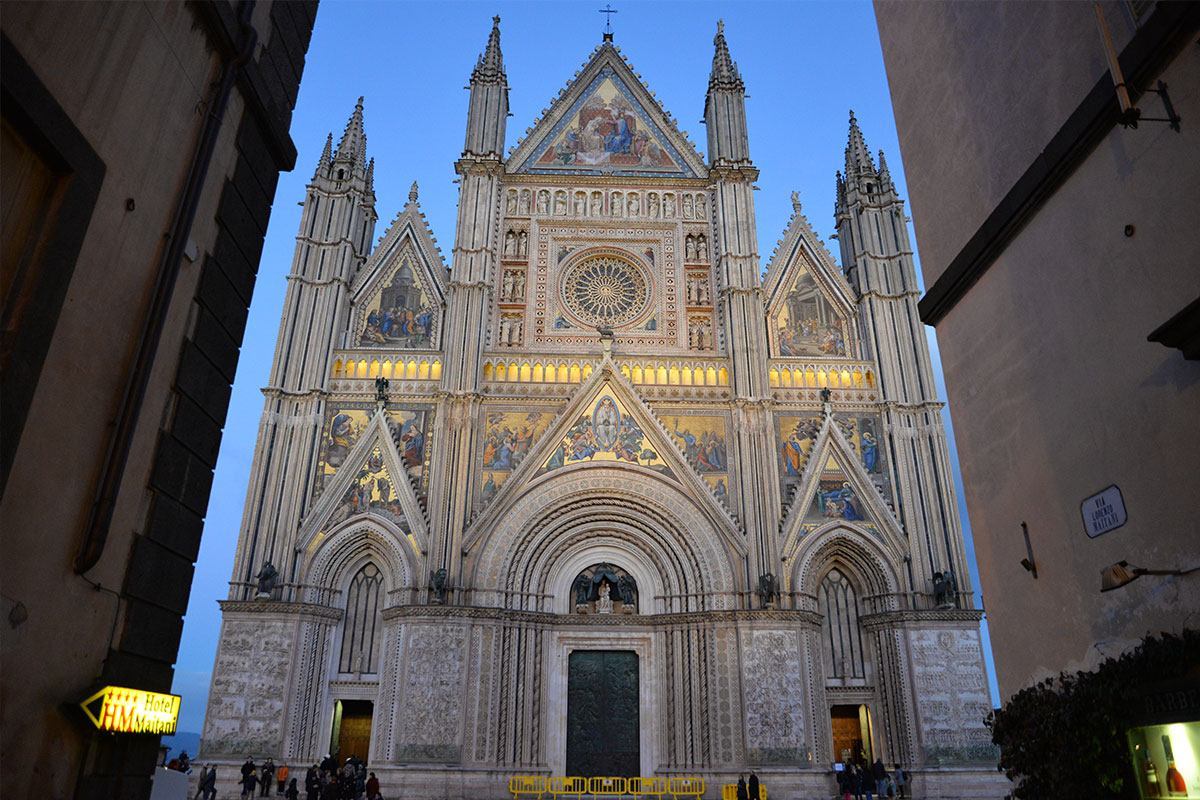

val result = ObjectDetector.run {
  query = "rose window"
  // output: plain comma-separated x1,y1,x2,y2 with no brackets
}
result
561,254,651,327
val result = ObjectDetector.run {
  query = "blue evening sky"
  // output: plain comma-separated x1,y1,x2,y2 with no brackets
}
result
170,0,999,738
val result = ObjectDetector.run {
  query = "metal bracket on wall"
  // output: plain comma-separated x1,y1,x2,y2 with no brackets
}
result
1020,521,1038,579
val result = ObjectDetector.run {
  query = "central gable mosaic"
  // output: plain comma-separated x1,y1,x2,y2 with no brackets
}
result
539,386,673,477
515,68,697,178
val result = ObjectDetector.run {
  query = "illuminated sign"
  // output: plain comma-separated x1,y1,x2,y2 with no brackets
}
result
80,686,181,735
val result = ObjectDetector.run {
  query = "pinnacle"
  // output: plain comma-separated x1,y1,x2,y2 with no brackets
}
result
708,18,744,93
408,180,419,204
472,15,506,84
844,109,876,175
334,96,367,164
313,132,333,178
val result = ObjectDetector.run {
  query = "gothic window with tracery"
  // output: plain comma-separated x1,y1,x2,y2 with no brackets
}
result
339,563,383,674
818,568,866,680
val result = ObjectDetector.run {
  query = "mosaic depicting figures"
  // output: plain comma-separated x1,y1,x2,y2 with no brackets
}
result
534,74,679,172
773,264,847,357
358,253,437,348
776,413,888,508
663,412,734,506
316,405,433,498
478,410,555,505
540,391,672,476
328,446,407,529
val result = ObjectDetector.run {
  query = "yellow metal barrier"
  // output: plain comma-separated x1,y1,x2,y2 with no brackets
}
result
629,776,669,797
548,775,589,798
721,785,768,800
668,777,706,799
588,776,627,796
510,776,547,800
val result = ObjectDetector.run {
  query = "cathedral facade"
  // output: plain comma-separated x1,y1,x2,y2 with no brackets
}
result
201,19,1003,798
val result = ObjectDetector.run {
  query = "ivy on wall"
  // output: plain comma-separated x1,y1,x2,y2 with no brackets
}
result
987,629,1198,800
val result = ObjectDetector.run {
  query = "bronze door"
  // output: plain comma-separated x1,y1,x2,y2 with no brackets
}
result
335,700,373,763
566,650,639,777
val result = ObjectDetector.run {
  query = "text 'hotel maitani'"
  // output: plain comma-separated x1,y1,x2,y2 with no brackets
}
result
202,17,1002,798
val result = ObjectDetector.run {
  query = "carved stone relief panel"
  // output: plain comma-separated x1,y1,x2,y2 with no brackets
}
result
395,623,468,762
201,618,296,757
740,629,808,765
908,627,997,764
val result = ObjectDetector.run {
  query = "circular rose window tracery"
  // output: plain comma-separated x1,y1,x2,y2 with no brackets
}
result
560,253,651,328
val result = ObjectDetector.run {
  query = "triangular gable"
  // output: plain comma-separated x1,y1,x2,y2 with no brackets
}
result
349,197,448,350
762,202,859,359
508,45,706,178
300,409,429,556
464,360,743,553
779,414,903,560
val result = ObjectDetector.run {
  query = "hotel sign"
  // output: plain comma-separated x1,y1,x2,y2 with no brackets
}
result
80,686,181,735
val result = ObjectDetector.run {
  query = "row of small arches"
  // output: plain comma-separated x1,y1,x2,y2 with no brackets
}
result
481,359,731,387
332,357,444,381
769,365,875,389
504,187,709,221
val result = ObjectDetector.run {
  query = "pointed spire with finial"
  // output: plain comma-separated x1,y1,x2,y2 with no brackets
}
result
408,180,419,205
877,148,894,190
334,96,366,164
844,110,876,176
708,19,744,93
472,15,506,84
314,132,333,178
365,158,375,194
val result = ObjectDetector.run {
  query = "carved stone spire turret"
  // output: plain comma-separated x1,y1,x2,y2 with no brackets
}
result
314,132,332,179
844,109,876,177
463,16,508,156
704,20,750,165
334,96,367,165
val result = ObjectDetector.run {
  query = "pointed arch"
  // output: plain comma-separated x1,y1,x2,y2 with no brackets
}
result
300,410,429,557
779,414,904,563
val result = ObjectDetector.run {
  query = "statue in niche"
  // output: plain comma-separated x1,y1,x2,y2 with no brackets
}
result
696,193,706,218
502,270,515,299
589,193,603,216
648,193,660,218
573,574,592,607
255,562,279,599
596,581,613,614
536,190,549,215
506,190,518,214
430,568,449,604
683,194,695,219
628,193,640,216
574,194,586,215
697,235,708,261
617,575,637,612
518,189,531,215
757,572,779,608
664,194,676,218
554,192,568,215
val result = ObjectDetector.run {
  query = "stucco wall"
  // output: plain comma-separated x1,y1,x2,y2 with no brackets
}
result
875,1,1200,698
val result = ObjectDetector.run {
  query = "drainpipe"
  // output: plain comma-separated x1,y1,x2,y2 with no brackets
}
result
74,0,258,573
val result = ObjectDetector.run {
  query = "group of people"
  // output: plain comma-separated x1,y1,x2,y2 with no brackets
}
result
837,759,907,800
219,756,380,800
734,771,763,800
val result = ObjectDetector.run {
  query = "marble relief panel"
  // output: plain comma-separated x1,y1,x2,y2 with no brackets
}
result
908,628,998,764
201,618,295,757
396,624,468,762
741,629,808,765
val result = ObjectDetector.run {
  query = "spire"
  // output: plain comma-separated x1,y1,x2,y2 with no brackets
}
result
708,19,744,93
844,110,875,176
314,132,332,178
408,180,419,204
471,15,505,84
334,96,366,164
365,158,375,194
877,148,894,190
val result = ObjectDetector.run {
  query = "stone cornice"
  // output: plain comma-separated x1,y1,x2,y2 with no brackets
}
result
218,599,344,621
380,603,823,628
859,608,983,628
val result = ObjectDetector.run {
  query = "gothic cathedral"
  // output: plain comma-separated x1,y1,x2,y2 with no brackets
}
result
202,19,1002,798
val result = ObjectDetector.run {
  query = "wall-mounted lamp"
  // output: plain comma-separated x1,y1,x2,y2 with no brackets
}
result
1093,3,1182,131
1100,561,1200,592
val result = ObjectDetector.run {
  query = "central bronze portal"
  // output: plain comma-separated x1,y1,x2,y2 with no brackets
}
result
566,650,640,777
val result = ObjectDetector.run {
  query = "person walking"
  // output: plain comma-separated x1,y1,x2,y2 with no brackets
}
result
285,777,300,800
305,765,321,800
736,774,748,800
202,766,218,800
261,759,275,797
194,765,210,800
241,758,258,800
242,770,259,799
365,772,380,800
748,771,760,800
872,758,888,799
276,763,290,795
893,764,907,800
